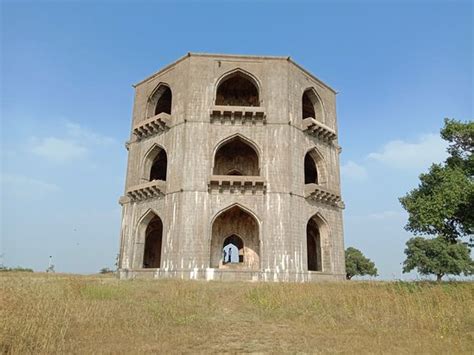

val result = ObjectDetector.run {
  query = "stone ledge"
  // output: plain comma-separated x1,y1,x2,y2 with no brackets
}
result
208,175,266,193
133,113,171,140
210,105,266,124
126,180,166,201
118,268,345,282
304,183,344,208
302,117,337,142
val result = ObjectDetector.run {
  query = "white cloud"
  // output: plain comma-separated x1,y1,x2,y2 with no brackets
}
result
341,160,368,181
65,122,115,145
29,122,115,163
31,137,87,162
367,133,447,170
1,173,60,198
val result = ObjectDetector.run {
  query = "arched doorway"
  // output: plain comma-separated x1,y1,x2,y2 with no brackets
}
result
143,145,168,182
302,89,324,122
216,71,259,106
222,234,244,264
210,205,260,269
155,86,172,115
304,152,318,184
307,214,331,272
150,149,167,181
213,136,259,176
143,215,163,268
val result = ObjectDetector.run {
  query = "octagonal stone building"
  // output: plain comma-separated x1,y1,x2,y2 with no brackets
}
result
118,53,345,282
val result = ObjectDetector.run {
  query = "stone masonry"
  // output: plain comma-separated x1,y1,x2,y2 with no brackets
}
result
118,53,345,281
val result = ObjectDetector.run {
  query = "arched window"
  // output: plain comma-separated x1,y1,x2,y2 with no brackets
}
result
216,72,259,107
213,137,259,176
155,86,172,115
304,149,327,186
210,205,260,270
148,84,172,118
143,215,163,268
307,218,322,271
150,149,167,181
223,234,244,264
304,152,318,184
302,89,324,122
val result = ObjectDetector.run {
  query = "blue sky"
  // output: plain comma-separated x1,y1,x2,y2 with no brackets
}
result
1,0,472,279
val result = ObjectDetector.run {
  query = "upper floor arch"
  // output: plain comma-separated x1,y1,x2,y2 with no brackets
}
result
146,83,172,118
302,87,325,123
215,69,261,107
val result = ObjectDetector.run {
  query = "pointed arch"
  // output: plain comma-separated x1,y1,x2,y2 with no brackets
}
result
302,87,325,123
142,144,167,182
210,204,260,269
210,202,262,226
215,68,260,107
304,147,328,186
135,209,164,269
307,213,331,272
213,134,260,176
147,83,172,118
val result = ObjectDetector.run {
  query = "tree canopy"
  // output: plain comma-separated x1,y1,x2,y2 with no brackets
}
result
399,118,474,244
403,236,473,281
345,247,378,280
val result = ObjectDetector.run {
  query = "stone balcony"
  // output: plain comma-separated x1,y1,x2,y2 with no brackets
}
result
210,105,266,124
302,117,337,142
126,180,166,201
304,183,343,207
133,113,171,140
209,175,266,193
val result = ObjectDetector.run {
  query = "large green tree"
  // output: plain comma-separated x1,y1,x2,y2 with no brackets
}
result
345,247,378,280
403,236,473,281
399,119,474,244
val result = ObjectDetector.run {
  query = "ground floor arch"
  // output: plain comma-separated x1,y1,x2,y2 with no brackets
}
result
143,214,163,268
210,205,260,270
306,213,331,272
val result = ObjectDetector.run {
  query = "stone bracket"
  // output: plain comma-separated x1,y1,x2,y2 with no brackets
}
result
126,180,166,201
208,175,266,194
133,113,171,140
210,105,266,124
304,183,344,208
302,117,337,142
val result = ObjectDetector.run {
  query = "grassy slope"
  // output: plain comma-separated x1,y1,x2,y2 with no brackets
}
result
1,273,473,353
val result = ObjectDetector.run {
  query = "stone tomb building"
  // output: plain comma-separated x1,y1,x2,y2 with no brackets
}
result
118,53,345,281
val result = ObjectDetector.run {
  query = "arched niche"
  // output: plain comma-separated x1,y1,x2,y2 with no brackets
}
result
304,148,328,186
215,70,260,107
307,213,331,272
142,144,167,182
213,136,260,176
147,84,172,117
302,88,324,122
210,205,260,270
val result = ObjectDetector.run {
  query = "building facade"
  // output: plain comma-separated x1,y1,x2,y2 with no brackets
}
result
118,53,345,281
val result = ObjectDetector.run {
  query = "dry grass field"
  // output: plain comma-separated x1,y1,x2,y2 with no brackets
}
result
1,272,473,354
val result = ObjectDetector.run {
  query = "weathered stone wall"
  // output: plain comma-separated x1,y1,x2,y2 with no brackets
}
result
118,53,345,282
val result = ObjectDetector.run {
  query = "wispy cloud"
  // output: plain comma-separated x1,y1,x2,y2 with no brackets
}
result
341,160,368,181
367,133,447,170
1,173,60,197
30,137,87,162
29,121,116,163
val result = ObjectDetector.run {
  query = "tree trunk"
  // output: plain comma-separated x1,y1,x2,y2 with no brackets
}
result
436,274,443,282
